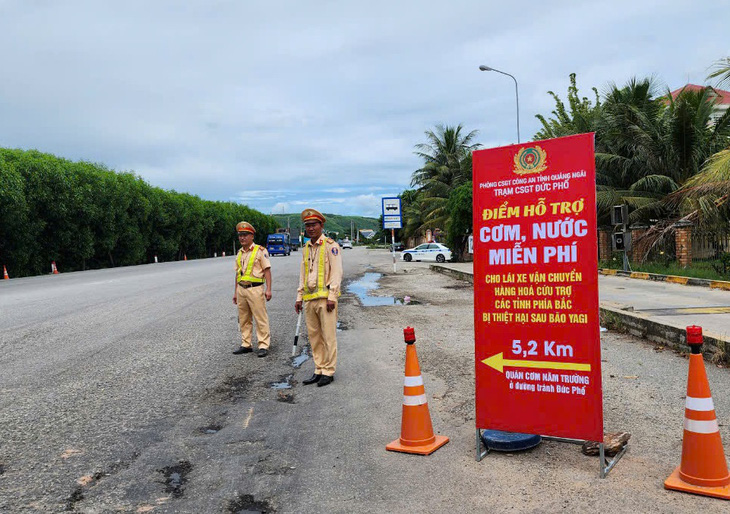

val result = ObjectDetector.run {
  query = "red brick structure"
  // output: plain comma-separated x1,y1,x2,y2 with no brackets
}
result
630,224,649,263
598,227,612,262
673,220,693,268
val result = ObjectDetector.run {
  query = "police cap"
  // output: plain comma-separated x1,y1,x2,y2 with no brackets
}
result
301,208,325,224
236,221,255,234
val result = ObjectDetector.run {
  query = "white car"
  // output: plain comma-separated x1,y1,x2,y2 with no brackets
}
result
401,243,451,263
341,239,353,249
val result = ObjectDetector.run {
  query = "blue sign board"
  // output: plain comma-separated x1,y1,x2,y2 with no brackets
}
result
381,197,402,229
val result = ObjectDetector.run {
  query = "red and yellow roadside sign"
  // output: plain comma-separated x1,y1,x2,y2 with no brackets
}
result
472,133,602,441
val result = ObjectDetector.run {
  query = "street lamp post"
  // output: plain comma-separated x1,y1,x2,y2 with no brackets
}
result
479,65,520,144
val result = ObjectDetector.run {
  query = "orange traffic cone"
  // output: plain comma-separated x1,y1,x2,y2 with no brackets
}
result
386,327,449,455
665,325,730,499
3,265,9,279
51,261,59,274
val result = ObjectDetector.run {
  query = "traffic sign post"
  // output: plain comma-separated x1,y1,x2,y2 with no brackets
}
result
382,197,402,272
472,134,625,477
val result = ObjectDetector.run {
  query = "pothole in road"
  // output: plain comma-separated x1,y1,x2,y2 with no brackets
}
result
158,460,193,498
198,423,223,435
220,376,251,399
64,486,84,511
347,273,423,306
227,493,275,513
269,374,294,390
0,462,5,475
277,391,296,403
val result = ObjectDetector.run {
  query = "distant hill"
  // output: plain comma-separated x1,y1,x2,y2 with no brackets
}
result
272,213,379,239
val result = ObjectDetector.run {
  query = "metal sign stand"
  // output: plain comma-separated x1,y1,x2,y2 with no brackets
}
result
475,428,627,478
391,228,396,273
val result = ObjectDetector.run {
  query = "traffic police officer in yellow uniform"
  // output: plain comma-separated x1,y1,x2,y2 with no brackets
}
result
233,221,273,357
295,209,343,387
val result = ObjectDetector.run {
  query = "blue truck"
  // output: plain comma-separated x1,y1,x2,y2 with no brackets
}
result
266,233,291,256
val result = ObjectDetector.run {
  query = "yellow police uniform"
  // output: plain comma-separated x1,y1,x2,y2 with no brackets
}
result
297,211,343,377
234,223,272,350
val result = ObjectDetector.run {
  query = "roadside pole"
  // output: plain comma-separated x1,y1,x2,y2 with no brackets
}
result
391,228,397,273
382,197,402,274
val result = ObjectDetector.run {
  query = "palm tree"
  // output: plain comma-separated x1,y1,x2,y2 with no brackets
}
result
613,86,730,261
593,77,665,221
707,57,730,88
399,189,425,242
411,124,480,231
593,82,730,225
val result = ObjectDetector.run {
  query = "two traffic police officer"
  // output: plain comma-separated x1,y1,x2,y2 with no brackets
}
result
232,221,273,357
295,209,343,387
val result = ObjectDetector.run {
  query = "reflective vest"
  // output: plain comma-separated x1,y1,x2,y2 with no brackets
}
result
302,241,331,301
237,245,265,284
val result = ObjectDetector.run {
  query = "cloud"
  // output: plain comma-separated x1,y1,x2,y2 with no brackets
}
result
0,0,727,217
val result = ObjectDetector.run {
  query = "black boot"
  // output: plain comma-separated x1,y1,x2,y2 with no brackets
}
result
302,374,321,385
233,346,253,354
317,375,334,387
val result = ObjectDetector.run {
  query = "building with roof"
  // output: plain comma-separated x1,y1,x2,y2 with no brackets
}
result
667,84,730,124
358,229,376,240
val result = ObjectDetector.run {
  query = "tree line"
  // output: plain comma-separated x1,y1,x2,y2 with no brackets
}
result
0,148,277,277
399,56,730,260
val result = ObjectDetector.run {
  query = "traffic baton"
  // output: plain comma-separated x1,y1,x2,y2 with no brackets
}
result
292,310,303,356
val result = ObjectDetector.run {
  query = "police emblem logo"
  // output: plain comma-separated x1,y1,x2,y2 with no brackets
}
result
331,247,339,256
513,146,548,175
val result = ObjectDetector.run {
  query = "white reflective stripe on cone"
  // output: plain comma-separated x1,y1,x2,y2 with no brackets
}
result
684,418,719,434
403,394,428,406
404,376,424,387
685,396,715,411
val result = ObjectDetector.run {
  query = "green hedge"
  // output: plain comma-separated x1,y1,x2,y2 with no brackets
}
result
0,148,277,277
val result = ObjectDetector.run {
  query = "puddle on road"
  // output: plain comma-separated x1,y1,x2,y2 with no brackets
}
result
269,374,294,390
227,493,274,513
291,349,310,368
65,486,84,511
198,423,223,435
159,461,193,498
347,272,422,306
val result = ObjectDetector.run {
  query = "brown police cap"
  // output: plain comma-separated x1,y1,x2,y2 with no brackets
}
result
236,221,255,234
301,208,325,224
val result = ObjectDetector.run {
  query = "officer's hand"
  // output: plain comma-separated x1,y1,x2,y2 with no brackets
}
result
326,300,336,312
232,295,237,305
295,301,302,313
265,290,272,301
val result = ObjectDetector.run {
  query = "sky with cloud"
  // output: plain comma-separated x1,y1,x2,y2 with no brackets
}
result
1,1,728,217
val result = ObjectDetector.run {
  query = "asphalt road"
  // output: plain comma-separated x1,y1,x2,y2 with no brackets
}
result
0,249,363,513
598,274,730,339
3,249,730,513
